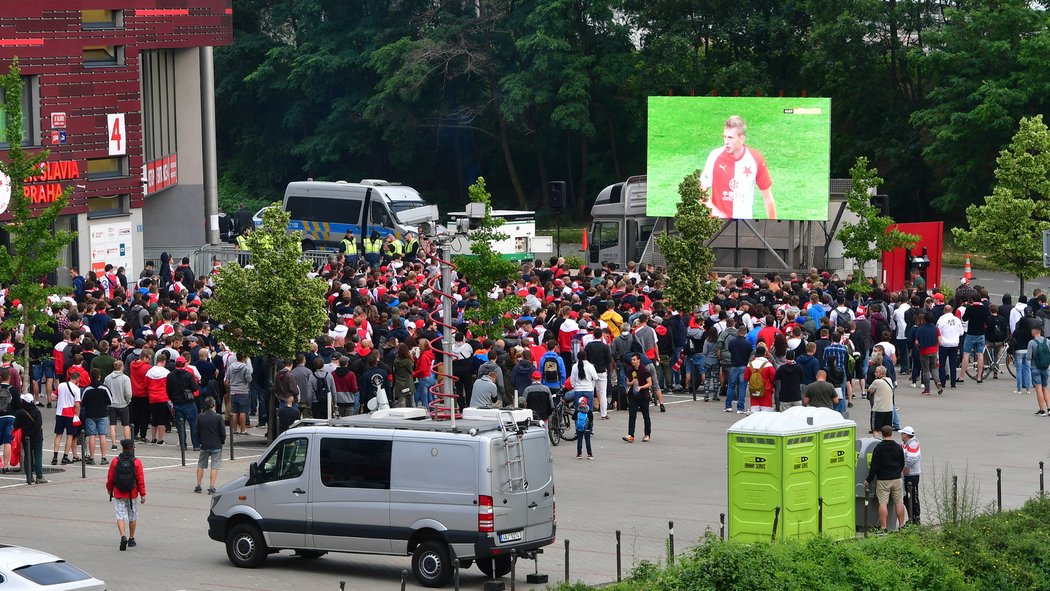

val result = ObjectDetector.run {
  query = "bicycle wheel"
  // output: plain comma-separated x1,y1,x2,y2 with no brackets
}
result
965,360,981,381
561,407,578,441
1006,352,1016,378
548,413,561,446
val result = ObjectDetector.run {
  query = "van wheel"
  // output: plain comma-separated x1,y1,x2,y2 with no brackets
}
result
301,240,316,252
477,555,512,578
412,540,453,588
226,523,268,568
295,550,327,559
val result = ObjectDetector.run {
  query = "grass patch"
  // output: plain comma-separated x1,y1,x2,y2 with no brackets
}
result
554,497,1050,591
942,232,997,271
536,227,586,244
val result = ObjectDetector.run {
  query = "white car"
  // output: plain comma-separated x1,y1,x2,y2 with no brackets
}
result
0,546,104,590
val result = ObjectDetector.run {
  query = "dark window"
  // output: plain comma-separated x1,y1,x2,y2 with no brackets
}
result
259,437,309,482
330,198,362,226
13,562,92,585
320,438,392,489
369,201,392,229
83,45,124,66
86,156,127,180
87,195,130,219
82,9,123,29
141,49,176,164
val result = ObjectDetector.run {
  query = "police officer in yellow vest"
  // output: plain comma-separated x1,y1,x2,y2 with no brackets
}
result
235,227,251,266
403,232,420,262
339,230,359,264
383,234,404,264
363,230,383,268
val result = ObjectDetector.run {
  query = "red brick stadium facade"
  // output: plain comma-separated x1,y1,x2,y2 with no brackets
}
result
0,2,232,277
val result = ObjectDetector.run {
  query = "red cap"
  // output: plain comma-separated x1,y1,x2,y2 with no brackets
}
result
531,370,542,380
933,292,945,302
175,356,187,367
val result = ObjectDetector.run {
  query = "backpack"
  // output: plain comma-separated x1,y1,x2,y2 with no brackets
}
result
835,309,852,329
0,385,11,415
575,408,589,432
747,360,768,396
826,357,844,386
627,332,645,360
125,305,143,332
542,356,561,383
1035,339,1050,370
113,454,137,493
314,373,331,403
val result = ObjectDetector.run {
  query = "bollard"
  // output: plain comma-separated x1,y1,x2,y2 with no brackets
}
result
906,482,914,525
818,497,824,534
23,434,32,484
952,475,958,524
667,520,675,566
400,569,407,591
510,554,517,591
80,432,86,479
564,539,570,583
178,417,186,467
339,581,345,590
450,539,461,591
229,417,235,461
771,506,781,542
615,530,622,582
720,512,726,540
997,468,1002,513
1042,461,1046,496
863,484,871,537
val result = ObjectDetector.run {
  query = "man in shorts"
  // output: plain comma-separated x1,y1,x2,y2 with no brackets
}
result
106,439,146,551
193,397,226,494
51,375,81,465
863,425,907,531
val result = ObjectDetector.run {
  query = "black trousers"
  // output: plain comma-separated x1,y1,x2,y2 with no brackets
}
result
627,393,652,437
130,397,150,438
904,474,921,524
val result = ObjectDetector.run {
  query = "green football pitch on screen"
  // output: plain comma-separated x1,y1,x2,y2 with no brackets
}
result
647,96,831,221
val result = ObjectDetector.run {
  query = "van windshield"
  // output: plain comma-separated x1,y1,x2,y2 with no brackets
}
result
389,200,428,221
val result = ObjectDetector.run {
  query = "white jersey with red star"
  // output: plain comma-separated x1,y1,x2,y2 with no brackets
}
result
700,146,772,219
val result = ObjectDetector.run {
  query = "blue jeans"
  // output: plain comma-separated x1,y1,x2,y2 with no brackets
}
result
174,402,200,449
1016,351,1032,390
726,366,746,411
688,353,704,390
836,384,847,414
415,375,436,408
895,338,911,373
672,347,685,388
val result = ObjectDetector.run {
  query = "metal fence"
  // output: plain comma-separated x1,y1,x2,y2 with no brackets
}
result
143,243,335,277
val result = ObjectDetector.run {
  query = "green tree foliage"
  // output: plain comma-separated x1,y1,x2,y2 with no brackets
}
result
452,177,521,340
654,171,721,311
0,62,76,371
953,116,1050,292
911,0,1050,214
837,157,919,292
204,205,328,438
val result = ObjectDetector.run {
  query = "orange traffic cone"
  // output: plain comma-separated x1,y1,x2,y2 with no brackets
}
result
963,253,974,282
581,227,589,252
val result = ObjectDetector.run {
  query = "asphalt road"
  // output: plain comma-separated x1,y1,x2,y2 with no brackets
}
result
941,266,1050,300
5,365,1050,591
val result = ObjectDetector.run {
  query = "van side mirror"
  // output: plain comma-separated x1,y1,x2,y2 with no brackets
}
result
249,462,258,483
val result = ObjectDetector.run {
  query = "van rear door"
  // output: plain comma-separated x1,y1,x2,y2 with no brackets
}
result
521,431,555,542
487,429,554,548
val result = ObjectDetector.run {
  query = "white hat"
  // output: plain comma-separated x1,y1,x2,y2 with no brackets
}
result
900,426,915,436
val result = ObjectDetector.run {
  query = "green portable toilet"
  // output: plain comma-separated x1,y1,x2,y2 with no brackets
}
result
728,408,856,542
728,411,820,542
790,406,857,539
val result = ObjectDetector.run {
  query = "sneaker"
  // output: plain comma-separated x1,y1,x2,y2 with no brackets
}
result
1014,389,1023,394
736,410,745,414
576,454,582,459
711,396,720,402
84,457,95,465
194,485,202,493
935,382,944,395
46,403,52,408
156,440,165,446
587,455,594,460
642,435,651,442
701,396,709,402
1036,410,1045,416
1025,389,1032,396
207,487,217,494
100,457,108,464
127,538,136,548
120,536,127,551
723,407,732,412
622,435,634,443
192,447,201,452
150,439,157,445
110,444,118,451
34,479,47,484
659,404,666,413
921,389,931,395
51,457,58,466
847,402,854,408
36,402,44,407
910,381,917,388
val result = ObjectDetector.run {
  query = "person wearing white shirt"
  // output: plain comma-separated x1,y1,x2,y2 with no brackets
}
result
1011,297,1029,334
893,297,912,374
936,305,964,388
568,350,599,406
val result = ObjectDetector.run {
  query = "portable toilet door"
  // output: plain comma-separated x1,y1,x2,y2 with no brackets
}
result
784,406,856,539
727,413,784,542
780,429,820,541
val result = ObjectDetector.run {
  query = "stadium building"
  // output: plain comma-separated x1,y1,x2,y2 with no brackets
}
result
0,2,232,280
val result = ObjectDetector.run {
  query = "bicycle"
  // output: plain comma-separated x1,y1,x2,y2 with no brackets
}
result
547,389,577,446
964,344,1015,381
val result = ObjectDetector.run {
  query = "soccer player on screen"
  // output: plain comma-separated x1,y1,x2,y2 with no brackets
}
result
699,115,776,220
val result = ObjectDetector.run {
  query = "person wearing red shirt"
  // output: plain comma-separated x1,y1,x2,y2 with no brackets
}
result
412,339,436,408
106,438,146,551
757,315,781,351
743,344,776,412
145,352,171,445
129,350,153,442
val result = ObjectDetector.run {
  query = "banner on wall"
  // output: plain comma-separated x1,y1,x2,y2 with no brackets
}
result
89,220,134,275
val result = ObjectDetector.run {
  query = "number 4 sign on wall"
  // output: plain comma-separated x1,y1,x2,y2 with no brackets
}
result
107,113,126,156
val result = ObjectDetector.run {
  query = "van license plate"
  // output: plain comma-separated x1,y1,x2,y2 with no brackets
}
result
499,531,523,543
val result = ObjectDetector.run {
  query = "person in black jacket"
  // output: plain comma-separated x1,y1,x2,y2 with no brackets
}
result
14,393,45,483
864,425,907,530
167,357,200,451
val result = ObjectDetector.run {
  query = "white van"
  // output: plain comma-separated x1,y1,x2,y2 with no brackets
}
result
207,408,556,587
271,179,439,251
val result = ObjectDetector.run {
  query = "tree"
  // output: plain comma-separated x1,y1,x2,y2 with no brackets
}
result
451,177,521,340
953,115,1050,292
837,157,919,292
203,205,328,440
654,170,722,311
0,61,76,373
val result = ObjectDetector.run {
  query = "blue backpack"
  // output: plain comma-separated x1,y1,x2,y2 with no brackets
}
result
575,407,589,432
